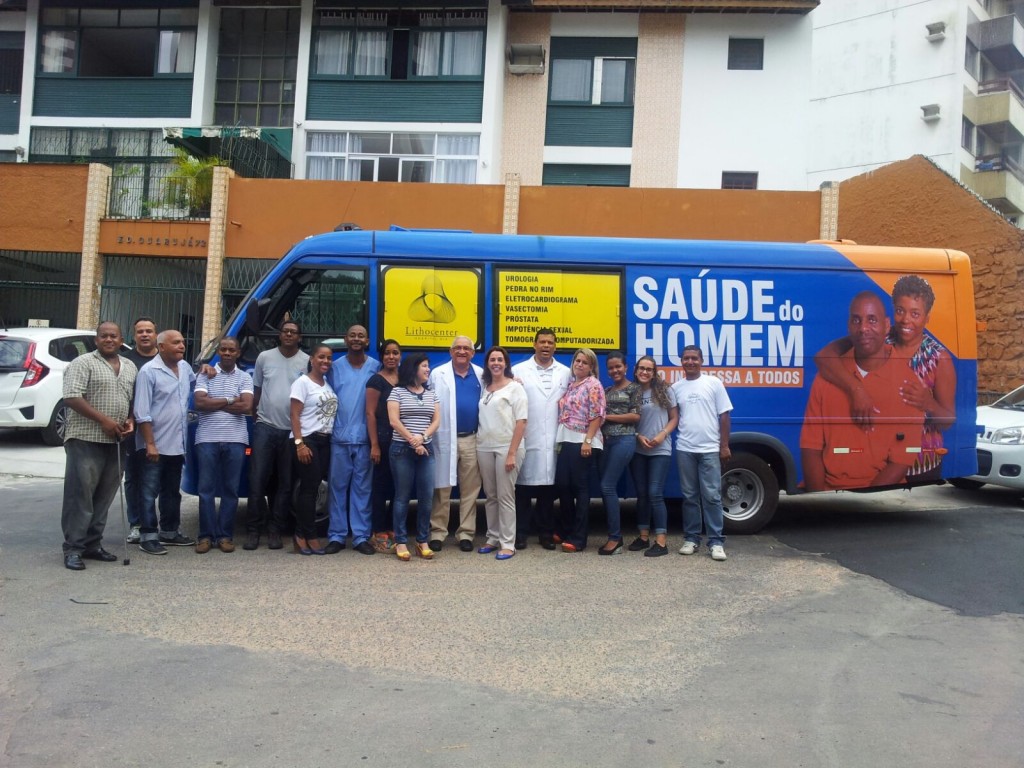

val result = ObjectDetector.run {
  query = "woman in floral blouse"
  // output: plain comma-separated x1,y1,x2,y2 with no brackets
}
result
554,348,606,553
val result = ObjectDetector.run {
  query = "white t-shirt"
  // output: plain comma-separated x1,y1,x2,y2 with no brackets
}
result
477,381,529,452
289,375,338,438
671,374,733,453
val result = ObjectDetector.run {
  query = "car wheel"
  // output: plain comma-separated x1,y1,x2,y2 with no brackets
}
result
41,401,70,446
721,452,780,534
948,477,986,491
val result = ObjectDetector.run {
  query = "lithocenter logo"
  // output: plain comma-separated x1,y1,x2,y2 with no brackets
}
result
408,273,456,324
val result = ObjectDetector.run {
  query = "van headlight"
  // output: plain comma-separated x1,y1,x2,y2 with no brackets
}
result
992,427,1024,444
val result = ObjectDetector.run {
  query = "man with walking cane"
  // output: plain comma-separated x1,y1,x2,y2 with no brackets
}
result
59,322,137,571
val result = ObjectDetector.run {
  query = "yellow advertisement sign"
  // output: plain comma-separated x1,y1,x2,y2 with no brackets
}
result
382,265,480,348
498,269,621,349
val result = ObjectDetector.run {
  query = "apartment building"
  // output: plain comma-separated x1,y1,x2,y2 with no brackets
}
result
810,0,1024,222
0,0,818,201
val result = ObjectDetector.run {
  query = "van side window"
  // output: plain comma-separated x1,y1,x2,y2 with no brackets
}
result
244,266,367,356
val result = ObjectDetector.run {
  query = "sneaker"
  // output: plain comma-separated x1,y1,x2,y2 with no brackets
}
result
627,536,650,551
267,531,283,550
710,544,727,561
678,541,698,556
125,526,141,544
159,531,196,547
644,543,669,558
195,538,212,554
243,532,260,551
139,540,167,555
218,539,236,553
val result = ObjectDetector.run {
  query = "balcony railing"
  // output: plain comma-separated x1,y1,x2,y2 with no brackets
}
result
978,76,1024,105
975,151,1024,185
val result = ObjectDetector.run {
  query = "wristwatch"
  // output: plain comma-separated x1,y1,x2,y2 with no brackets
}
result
225,396,235,406
294,438,304,446
584,437,593,445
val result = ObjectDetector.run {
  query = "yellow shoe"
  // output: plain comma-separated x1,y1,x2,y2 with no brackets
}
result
395,544,411,561
416,542,434,560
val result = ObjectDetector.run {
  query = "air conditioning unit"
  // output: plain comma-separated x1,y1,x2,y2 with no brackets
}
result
507,44,545,75
926,21,947,42
921,103,941,122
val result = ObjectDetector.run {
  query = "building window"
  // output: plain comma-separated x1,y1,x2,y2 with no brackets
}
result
549,57,635,105
306,131,478,183
312,10,485,80
0,33,23,94
728,38,764,71
962,117,976,154
215,7,300,128
38,7,197,76
722,171,758,190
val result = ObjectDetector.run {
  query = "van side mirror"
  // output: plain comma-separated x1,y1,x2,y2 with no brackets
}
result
245,297,271,336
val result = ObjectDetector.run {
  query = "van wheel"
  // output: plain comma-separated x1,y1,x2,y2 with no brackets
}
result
948,477,985,491
41,401,70,446
722,453,779,534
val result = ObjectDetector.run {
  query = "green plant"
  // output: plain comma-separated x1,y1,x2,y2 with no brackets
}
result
164,149,227,217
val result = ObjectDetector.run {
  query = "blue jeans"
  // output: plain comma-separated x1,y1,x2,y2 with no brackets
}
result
371,433,395,532
61,439,122,554
630,453,671,535
328,442,373,545
247,422,293,535
196,442,246,542
389,441,434,545
599,434,636,541
556,442,597,550
677,451,725,547
122,445,146,528
139,454,185,543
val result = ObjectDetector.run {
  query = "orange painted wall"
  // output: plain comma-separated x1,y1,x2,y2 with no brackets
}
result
518,187,821,241
0,163,89,253
225,179,507,259
837,154,1023,396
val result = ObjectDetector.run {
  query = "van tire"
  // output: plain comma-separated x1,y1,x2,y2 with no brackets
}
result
721,452,779,534
41,401,69,446
948,477,985,491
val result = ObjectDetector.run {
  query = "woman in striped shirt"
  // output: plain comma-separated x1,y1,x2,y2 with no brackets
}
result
387,352,441,561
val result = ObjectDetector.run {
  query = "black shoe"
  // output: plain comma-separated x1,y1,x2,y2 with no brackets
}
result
515,539,528,550
267,531,283,550
159,532,195,547
243,532,260,551
82,548,117,562
428,539,443,552
458,539,474,552
64,553,85,570
139,540,168,555
598,540,624,556
539,537,556,551
627,536,650,551
644,543,669,558
354,541,376,555
324,540,345,555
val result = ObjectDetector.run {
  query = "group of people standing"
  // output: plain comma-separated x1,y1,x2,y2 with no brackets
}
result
58,320,735,570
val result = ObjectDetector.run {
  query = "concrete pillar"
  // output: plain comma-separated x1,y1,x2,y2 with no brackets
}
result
76,163,112,329
503,173,521,234
201,166,235,348
819,180,839,240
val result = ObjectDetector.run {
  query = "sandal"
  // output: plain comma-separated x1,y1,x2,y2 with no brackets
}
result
416,542,434,560
395,544,411,561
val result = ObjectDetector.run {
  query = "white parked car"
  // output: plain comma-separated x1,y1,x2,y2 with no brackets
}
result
0,328,104,445
951,384,1024,491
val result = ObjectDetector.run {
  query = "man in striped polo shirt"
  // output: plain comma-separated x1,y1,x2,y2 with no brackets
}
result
193,337,254,553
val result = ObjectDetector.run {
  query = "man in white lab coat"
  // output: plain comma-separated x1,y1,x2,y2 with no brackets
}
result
428,335,485,551
511,328,571,550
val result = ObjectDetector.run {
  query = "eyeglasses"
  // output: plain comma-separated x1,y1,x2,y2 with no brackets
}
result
636,366,655,373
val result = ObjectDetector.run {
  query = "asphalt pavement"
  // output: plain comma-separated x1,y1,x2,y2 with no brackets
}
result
1,431,1022,767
